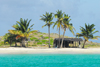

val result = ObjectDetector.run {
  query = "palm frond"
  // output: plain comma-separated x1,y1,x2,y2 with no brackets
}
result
77,23,99,41
92,36,100,40
9,18,34,38
29,24,34,29
40,12,54,28
28,30,38,35
27,19,32,28
8,30,22,35
42,24,47,28
92,31,99,34
52,22,57,28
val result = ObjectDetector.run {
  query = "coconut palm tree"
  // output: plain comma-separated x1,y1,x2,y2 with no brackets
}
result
4,33,19,47
9,18,37,47
53,10,64,48
4,33,13,46
61,14,75,48
40,12,54,48
76,23,99,48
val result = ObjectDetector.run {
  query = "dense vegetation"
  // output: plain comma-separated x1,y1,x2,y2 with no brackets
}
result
0,10,99,48
76,23,100,48
0,32,100,48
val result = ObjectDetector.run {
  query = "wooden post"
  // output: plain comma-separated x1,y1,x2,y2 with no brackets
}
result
27,41,28,47
73,41,74,47
64,41,65,48
79,41,81,48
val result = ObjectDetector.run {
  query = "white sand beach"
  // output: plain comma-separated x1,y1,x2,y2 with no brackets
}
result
0,47,100,54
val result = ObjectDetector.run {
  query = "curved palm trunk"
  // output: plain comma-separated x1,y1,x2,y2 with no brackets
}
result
48,26,51,48
22,37,26,47
10,40,12,47
26,40,28,47
15,40,17,47
58,26,60,48
61,29,66,48
82,40,86,48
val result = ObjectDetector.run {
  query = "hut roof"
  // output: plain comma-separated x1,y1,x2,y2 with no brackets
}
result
54,38,83,41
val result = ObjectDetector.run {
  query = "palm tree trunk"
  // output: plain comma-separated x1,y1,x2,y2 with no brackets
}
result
10,40,12,47
61,30,65,48
58,26,60,48
48,26,51,48
22,37,26,47
20,38,22,47
82,40,86,48
15,41,17,47
27,41,28,47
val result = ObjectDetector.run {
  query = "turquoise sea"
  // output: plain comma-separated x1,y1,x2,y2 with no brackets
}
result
0,54,100,67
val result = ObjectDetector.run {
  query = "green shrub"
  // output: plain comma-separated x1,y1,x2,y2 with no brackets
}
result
85,44,100,48
39,35,43,37
0,41,4,45
32,44,37,46
33,33,38,35
44,37,49,39
28,41,30,43
35,39,40,42
30,37,38,41
41,40,48,43
37,40,48,45
50,39,54,45
39,32,42,34
37,42,42,45
29,35,34,37
43,33,46,34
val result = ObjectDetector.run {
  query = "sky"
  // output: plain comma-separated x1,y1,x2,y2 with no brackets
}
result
0,0,100,43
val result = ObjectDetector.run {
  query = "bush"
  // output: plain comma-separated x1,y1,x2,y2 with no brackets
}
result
50,39,54,45
35,39,40,42
43,33,46,34
44,37,49,39
37,42,42,45
39,32,42,34
0,41,4,45
28,41,30,43
39,35,43,37
41,40,48,43
32,44,37,46
33,33,38,35
85,44,100,48
30,37,38,41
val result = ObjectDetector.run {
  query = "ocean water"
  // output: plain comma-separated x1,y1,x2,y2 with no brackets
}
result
0,54,100,67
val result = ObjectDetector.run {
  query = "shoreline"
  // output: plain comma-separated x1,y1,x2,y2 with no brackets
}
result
0,47,100,54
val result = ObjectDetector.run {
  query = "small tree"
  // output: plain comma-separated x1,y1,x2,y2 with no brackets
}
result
9,18,37,47
40,12,54,48
61,14,75,48
76,23,100,48
4,33,19,47
53,10,64,48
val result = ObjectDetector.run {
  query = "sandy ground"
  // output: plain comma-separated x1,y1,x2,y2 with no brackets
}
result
0,47,100,54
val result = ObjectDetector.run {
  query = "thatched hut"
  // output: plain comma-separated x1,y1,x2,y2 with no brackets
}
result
53,38,83,48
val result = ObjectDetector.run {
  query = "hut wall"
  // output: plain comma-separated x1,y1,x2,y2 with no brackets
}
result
53,38,83,48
